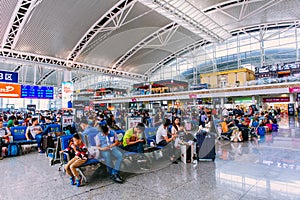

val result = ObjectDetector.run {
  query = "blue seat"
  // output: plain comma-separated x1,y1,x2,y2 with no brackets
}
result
3,122,7,127
10,126,37,145
79,158,100,168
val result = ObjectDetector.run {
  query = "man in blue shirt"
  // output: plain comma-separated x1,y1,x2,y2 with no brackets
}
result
80,118,99,136
96,125,123,183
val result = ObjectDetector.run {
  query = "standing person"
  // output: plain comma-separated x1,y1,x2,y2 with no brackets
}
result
25,118,44,153
233,105,244,117
122,123,145,153
64,133,88,187
199,107,207,128
222,107,229,117
96,125,123,183
0,120,11,160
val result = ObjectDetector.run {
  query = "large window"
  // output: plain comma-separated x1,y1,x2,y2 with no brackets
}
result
151,25,300,83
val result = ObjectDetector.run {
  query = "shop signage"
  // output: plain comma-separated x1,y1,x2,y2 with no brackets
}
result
0,70,18,83
0,83,21,98
289,87,300,93
263,97,290,103
73,100,87,109
189,94,197,99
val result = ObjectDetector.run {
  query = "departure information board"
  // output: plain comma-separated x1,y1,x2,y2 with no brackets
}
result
21,85,54,99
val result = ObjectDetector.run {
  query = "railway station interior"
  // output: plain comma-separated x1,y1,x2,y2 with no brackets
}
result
1,0,300,199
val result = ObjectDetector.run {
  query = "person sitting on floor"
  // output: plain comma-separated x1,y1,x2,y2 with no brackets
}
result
64,133,88,187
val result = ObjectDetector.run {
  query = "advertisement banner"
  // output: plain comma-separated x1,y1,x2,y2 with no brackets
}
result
62,82,74,109
0,83,21,98
126,117,142,130
263,97,290,103
0,70,18,83
289,87,300,93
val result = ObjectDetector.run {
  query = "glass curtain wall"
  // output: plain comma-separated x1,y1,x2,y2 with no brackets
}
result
150,25,300,83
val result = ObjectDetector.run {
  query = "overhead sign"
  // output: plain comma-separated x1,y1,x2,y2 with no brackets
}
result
62,82,74,109
0,83,21,98
0,70,18,83
27,104,36,111
21,85,54,99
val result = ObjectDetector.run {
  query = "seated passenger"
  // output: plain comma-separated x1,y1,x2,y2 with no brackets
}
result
96,125,123,184
0,120,11,160
80,118,100,137
122,123,145,153
25,118,44,153
107,115,121,130
60,138,75,160
64,133,88,187
156,118,176,146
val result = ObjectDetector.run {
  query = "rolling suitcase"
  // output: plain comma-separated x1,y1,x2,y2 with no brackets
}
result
196,131,216,161
42,135,55,151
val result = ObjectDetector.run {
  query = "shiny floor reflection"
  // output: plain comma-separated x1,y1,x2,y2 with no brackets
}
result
1,117,300,200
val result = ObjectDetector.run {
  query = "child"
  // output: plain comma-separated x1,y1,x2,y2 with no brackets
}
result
63,134,88,187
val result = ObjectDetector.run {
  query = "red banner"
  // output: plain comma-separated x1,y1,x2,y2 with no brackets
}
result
289,87,300,93
263,97,290,103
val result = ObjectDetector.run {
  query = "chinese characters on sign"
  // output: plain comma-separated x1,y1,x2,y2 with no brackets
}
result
0,71,18,83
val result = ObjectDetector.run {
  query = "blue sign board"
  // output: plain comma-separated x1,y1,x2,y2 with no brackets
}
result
21,85,54,99
0,70,18,83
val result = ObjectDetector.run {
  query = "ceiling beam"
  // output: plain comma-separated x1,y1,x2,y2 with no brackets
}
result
112,22,179,69
0,48,146,81
139,0,231,42
67,0,137,62
1,0,41,49
146,39,209,75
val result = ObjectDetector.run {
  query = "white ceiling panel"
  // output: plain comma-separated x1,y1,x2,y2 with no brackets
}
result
14,0,119,59
0,0,19,44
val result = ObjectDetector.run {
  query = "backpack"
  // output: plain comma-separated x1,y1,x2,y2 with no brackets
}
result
201,114,207,122
7,143,21,156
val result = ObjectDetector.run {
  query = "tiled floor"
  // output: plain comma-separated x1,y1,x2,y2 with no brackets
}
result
1,117,300,200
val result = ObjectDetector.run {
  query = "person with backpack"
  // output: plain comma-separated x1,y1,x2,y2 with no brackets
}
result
0,120,11,160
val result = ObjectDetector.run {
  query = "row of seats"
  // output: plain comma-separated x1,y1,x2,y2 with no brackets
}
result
9,124,61,145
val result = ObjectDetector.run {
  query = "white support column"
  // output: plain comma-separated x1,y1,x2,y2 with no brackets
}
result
220,97,225,108
296,26,299,61
252,96,256,104
64,70,72,82
290,93,295,103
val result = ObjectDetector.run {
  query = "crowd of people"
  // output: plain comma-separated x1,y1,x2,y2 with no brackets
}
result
0,104,285,187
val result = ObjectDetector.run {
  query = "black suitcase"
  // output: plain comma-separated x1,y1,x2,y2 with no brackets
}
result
42,135,55,151
196,131,216,161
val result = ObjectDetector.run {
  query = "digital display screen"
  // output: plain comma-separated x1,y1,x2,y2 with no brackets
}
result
21,85,54,99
